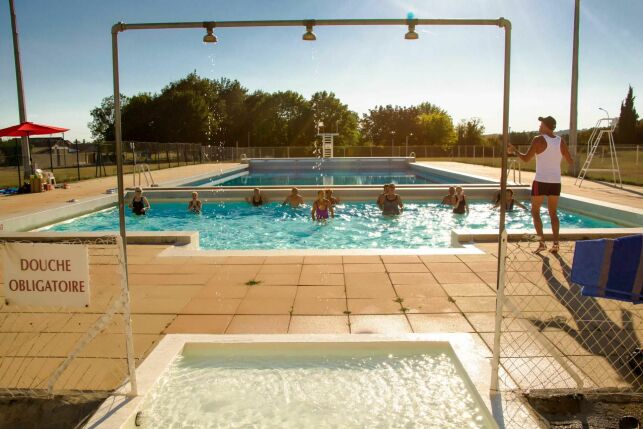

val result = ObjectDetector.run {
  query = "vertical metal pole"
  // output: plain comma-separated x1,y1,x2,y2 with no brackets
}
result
569,0,581,175
112,25,138,397
48,140,55,173
15,139,21,187
75,140,81,181
8,0,31,178
492,19,511,392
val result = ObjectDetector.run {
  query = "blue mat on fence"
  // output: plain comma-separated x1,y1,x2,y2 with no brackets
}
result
571,234,643,304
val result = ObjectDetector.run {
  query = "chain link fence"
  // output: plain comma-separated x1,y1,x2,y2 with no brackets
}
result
0,235,138,399
493,236,642,427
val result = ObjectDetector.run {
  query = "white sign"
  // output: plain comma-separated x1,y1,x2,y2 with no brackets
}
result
2,243,90,307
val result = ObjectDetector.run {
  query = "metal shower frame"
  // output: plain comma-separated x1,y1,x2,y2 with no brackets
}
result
111,17,512,394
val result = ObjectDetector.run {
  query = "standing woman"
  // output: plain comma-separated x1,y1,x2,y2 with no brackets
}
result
312,190,334,221
129,187,150,216
381,183,403,215
453,186,469,215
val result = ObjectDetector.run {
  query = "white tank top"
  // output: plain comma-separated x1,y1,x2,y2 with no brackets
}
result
535,134,562,183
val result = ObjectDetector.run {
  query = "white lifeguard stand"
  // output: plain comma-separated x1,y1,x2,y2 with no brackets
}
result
575,114,622,188
317,121,338,158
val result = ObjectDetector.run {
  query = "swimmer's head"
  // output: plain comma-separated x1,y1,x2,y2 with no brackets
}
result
134,187,143,194
191,191,198,199
448,186,455,195
291,187,298,195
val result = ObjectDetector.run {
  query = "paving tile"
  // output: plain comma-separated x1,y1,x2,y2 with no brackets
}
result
129,285,203,300
127,264,220,274
350,315,412,334
264,256,305,264
457,254,497,262
255,273,301,285
343,263,386,273
164,315,232,334
432,271,483,284
393,283,447,298
226,315,290,334
223,256,266,265
344,272,391,287
464,312,500,333
441,283,496,297
128,273,212,285
300,264,344,274
295,286,346,299
385,263,429,273
217,265,263,276
403,297,460,314
407,314,475,333
244,286,297,300
419,255,461,263
453,297,497,313
464,262,499,272
258,264,302,275
388,273,438,285
194,285,249,299
347,299,402,315
345,283,396,299
206,273,256,287
179,298,241,315
131,297,192,314
380,255,421,263
303,255,343,264
342,255,382,264
476,271,500,286
292,298,347,315
236,298,294,315
424,262,472,273
298,273,345,286
288,316,350,334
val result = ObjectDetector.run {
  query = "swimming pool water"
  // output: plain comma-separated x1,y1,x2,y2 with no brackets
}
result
187,170,466,186
138,347,495,429
44,201,620,250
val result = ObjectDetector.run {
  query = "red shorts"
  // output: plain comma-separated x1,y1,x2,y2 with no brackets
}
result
531,181,561,196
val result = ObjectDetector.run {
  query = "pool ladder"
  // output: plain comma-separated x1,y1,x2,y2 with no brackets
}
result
507,159,522,184
133,163,156,187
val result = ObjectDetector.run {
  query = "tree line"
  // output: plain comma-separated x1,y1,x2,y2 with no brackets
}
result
88,72,485,148
88,73,642,148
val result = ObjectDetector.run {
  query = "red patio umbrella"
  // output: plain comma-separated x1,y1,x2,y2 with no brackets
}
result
0,121,69,137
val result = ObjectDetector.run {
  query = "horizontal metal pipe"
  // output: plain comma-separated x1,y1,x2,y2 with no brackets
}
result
114,18,505,33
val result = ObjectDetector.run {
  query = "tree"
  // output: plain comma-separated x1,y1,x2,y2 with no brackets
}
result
616,85,639,145
310,91,359,146
88,94,129,141
456,118,485,146
417,111,456,147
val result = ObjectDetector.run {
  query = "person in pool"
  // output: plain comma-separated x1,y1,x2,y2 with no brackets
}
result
377,184,390,210
453,186,469,215
188,191,202,214
493,189,527,211
441,186,457,205
246,188,265,206
325,189,340,206
312,190,334,221
381,183,403,215
129,187,150,216
282,187,304,208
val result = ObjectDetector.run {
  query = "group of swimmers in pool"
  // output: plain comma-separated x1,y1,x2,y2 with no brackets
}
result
128,184,527,219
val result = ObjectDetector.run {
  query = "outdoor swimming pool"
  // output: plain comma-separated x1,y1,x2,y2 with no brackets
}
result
43,201,621,250
134,342,496,429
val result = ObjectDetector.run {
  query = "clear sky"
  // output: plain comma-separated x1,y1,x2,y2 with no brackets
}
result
1,0,642,141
